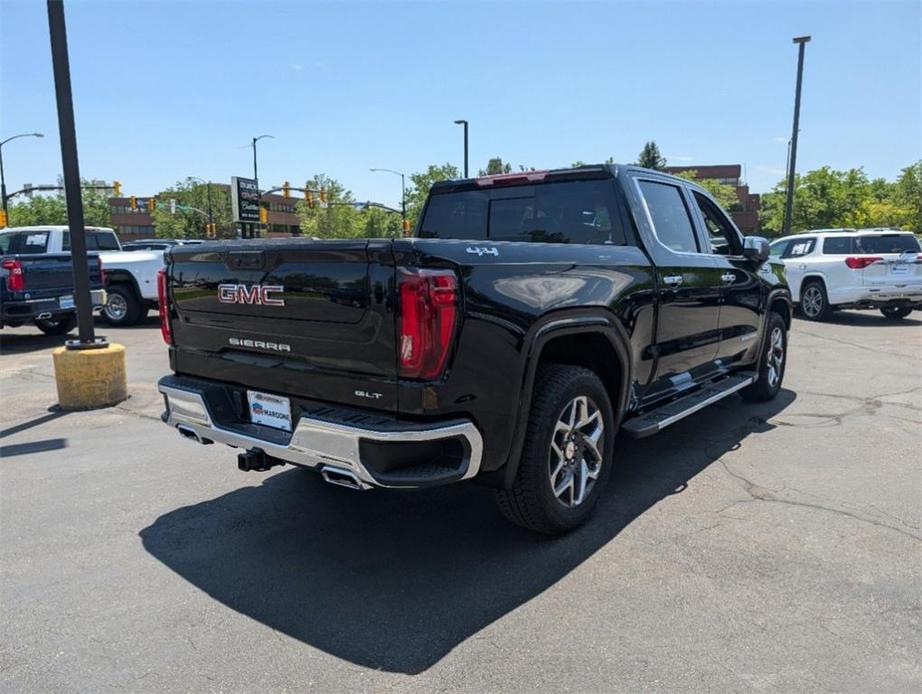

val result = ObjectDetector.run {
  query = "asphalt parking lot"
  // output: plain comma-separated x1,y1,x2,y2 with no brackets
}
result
1,311,920,693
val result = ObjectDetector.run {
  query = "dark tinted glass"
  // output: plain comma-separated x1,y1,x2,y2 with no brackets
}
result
91,231,121,250
857,234,920,253
17,231,49,254
638,180,698,253
822,237,855,254
419,180,625,245
769,239,790,258
783,238,815,258
0,232,17,254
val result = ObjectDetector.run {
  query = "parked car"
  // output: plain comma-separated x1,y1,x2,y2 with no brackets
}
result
770,228,922,320
1,226,163,326
0,228,106,335
155,164,792,534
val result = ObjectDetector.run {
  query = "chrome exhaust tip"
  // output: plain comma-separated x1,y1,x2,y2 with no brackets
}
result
320,466,371,490
177,424,202,443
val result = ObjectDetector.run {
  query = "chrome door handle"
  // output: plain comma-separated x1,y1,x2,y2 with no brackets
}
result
663,275,684,287
720,273,736,284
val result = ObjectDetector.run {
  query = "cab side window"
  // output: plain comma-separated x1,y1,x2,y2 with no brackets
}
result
769,239,790,258
638,180,699,254
692,192,742,256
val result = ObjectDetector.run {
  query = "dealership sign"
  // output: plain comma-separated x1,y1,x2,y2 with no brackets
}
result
231,176,260,223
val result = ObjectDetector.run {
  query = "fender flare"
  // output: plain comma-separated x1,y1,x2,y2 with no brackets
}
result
497,308,634,489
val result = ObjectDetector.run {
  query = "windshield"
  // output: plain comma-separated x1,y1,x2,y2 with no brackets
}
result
856,234,920,254
419,180,626,245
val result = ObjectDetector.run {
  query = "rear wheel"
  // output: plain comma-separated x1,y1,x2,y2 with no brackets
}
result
35,315,77,335
880,306,912,320
741,312,787,402
494,364,614,535
102,284,142,326
799,281,832,321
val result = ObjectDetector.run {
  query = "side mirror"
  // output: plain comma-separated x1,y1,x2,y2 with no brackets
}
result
742,236,770,265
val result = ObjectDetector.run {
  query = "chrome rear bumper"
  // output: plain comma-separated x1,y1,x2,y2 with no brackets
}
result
158,379,483,489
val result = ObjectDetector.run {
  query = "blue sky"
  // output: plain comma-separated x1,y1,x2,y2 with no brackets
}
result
1,1,919,209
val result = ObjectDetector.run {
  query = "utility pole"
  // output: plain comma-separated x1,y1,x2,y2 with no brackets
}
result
454,119,469,178
783,35,811,236
47,0,99,347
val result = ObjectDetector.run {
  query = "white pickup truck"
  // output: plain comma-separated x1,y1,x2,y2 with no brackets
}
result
1,226,163,326
770,228,922,320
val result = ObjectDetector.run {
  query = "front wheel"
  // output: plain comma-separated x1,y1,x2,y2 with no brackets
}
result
880,306,912,320
741,312,787,402
494,364,614,535
35,315,77,335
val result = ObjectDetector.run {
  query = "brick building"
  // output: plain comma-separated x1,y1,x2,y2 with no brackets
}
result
664,164,761,233
107,184,301,240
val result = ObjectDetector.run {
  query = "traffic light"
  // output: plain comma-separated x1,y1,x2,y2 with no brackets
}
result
402,219,411,235
147,198,156,212
130,195,137,210
113,180,122,197
0,209,7,228
283,181,290,199
319,187,327,204
306,190,314,209
259,207,268,224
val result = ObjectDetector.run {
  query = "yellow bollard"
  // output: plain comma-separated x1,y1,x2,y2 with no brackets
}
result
52,343,128,410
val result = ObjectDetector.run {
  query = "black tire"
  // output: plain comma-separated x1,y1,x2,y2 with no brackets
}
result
35,315,77,335
102,284,142,326
741,312,787,402
880,306,912,321
799,280,832,321
494,364,615,535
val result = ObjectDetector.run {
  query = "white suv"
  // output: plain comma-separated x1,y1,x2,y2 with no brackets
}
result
770,228,922,321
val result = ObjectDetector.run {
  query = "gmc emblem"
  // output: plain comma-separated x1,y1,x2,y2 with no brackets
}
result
218,283,285,306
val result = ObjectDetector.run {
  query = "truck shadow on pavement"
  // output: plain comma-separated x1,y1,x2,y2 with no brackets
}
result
797,310,921,327
140,390,795,674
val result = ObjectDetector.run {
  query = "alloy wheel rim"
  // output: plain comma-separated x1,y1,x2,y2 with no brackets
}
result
766,326,785,388
549,395,604,508
106,294,127,320
802,287,822,317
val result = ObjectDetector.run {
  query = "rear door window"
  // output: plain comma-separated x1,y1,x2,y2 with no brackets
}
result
17,232,49,254
63,230,121,251
822,237,855,254
638,180,699,253
856,234,921,254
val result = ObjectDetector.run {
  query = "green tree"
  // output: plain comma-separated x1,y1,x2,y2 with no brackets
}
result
296,174,365,238
362,206,402,238
636,141,666,170
479,157,512,176
8,182,113,228
674,170,740,211
151,178,233,239
405,163,460,229
759,166,873,233
892,161,922,231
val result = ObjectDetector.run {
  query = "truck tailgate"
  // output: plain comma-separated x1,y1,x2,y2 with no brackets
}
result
167,239,398,411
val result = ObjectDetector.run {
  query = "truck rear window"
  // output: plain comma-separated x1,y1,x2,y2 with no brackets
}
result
419,180,626,245
856,234,920,254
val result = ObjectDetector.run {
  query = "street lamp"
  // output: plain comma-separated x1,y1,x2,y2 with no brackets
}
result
251,134,274,185
453,119,469,178
369,168,406,232
782,36,811,235
0,132,44,219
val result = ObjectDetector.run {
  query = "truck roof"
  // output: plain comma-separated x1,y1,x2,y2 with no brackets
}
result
0,225,116,233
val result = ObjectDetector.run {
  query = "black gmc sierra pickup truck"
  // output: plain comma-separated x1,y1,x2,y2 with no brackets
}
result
157,164,792,533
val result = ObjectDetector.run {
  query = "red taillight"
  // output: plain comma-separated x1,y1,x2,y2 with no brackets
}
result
398,269,458,380
1,259,25,292
844,256,883,269
156,268,172,345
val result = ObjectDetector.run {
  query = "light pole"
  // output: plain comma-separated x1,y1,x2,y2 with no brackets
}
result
370,168,406,233
783,36,811,235
250,134,273,238
453,119,469,178
0,132,44,219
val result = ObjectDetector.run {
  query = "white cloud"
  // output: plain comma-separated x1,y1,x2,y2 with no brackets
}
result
290,63,303,71
773,136,788,144
666,155,693,163
756,165,786,176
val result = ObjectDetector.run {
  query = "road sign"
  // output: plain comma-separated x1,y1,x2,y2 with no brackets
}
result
231,176,260,224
